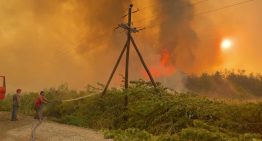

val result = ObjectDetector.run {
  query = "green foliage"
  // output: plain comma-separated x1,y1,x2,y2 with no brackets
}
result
156,134,179,141
19,92,38,115
104,128,152,141
186,70,262,98
1,80,262,141
0,94,12,111
179,127,223,141
103,127,262,141
0,92,37,115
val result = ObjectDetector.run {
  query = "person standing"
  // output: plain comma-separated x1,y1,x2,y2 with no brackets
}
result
11,89,22,121
34,91,49,120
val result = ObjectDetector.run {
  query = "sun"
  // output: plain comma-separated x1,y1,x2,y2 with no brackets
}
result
221,39,233,50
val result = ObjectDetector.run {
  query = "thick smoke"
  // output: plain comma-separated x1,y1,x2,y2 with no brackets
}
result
0,0,221,91
0,0,131,91
151,0,221,74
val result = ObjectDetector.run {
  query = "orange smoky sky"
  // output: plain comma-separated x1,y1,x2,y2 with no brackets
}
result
0,0,261,92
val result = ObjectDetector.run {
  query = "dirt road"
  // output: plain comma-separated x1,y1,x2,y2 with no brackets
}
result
0,112,112,141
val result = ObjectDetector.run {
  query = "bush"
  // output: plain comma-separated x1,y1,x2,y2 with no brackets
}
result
0,94,12,111
186,70,262,98
180,128,223,141
1,81,262,141
104,128,153,141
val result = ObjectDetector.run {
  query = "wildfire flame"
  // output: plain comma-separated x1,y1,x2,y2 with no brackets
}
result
143,48,176,78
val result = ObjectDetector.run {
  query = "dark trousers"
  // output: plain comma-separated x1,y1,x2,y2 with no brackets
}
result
11,105,19,121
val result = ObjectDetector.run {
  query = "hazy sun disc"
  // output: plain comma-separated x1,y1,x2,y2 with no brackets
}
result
221,39,233,50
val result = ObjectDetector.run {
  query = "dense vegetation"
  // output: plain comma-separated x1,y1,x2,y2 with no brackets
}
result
1,79,262,141
186,70,262,98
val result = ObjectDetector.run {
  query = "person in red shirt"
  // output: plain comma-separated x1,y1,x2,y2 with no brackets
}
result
34,91,49,120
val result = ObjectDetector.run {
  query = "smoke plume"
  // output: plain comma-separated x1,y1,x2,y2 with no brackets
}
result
0,0,222,91
150,0,221,75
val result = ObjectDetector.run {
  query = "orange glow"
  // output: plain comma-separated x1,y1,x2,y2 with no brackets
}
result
1,0,262,91
143,49,176,78
160,49,176,75
160,49,171,66
221,39,233,50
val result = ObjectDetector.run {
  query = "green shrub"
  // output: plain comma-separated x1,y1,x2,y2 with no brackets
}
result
0,94,12,111
1,81,262,141
104,128,152,141
156,134,179,141
180,127,223,141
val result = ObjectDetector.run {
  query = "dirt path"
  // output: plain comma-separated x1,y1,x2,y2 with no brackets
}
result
0,112,112,141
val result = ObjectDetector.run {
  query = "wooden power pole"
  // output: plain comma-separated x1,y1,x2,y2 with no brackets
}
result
124,4,132,108
102,4,157,108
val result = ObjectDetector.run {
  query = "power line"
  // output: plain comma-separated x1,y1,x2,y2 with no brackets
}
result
194,0,254,16
133,0,210,25
137,0,255,30
38,0,255,66
139,0,209,11
42,0,209,62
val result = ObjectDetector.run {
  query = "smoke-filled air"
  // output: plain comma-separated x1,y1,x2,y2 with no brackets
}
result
0,0,261,91
1,1,262,140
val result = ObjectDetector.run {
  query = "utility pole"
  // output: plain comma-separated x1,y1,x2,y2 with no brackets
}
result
125,4,132,89
102,4,157,108
124,4,133,109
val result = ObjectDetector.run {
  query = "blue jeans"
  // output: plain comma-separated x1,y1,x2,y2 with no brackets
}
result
11,105,19,121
